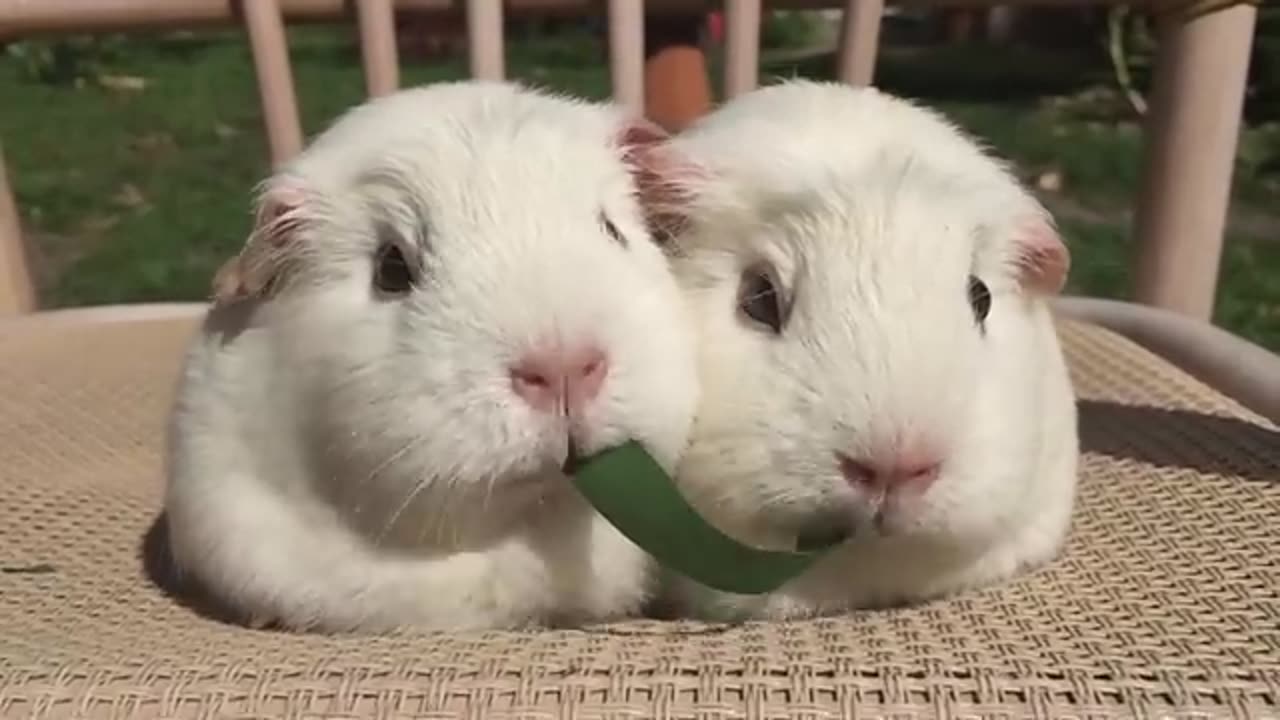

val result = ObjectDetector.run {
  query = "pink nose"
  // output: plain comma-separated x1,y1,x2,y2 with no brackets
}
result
509,346,609,415
837,451,942,493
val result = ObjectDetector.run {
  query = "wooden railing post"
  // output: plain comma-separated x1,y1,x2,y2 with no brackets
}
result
357,0,400,97
466,0,505,81
1131,2,1258,321
723,0,761,99
836,0,884,86
0,144,35,316
608,0,645,114
242,0,304,167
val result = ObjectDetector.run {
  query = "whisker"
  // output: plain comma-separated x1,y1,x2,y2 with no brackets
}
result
376,473,432,547
445,472,471,547
356,433,426,498
424,466,464,547
481,469,497,514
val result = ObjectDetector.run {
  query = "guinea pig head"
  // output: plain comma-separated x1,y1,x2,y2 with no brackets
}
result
209,81,702,543
669,90,1070,554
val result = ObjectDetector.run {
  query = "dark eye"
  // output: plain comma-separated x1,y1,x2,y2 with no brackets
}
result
373,243,414,295
967,274,991,325
601,214,627,248
739,266,784,334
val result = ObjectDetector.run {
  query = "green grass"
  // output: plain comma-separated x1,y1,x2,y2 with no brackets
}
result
3,26,1278,350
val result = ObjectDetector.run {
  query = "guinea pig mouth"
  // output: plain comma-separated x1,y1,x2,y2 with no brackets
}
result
560,436,582,476
866,499,933,539
794,508,856,549
803,495,910,541
554,422,616,476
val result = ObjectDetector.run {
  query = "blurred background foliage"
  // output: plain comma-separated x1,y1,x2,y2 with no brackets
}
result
2,5,1277,349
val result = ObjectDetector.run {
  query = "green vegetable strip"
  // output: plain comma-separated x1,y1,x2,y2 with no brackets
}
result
570,441,840,595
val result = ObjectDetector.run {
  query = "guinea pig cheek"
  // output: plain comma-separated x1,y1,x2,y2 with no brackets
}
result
582,259,699,469
869,469,965,538
866,397,1003,541
569,319,690,469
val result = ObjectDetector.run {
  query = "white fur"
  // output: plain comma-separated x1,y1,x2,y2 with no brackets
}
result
163,80,699,632
661,79,1079,621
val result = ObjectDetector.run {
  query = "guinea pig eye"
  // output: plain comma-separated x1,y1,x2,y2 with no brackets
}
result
967,275,991,325
373,243,414,295
600,213,627,248
738,266,785,334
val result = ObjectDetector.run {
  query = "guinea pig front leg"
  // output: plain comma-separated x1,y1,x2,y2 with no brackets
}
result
165,465,551,633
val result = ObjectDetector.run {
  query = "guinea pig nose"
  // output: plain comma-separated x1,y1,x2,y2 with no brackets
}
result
836,452,941,493
509,346,609,415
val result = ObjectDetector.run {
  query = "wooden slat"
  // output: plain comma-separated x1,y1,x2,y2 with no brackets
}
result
836,0,883,86
242,0,304,166
0,144,35,316
0,0,1164,38
722,0,761,99
1130,2,1258,320
357,0,399,97
466,0,505,81
607,0,645,113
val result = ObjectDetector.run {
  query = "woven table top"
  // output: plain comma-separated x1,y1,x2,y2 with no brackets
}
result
0,312,1276,719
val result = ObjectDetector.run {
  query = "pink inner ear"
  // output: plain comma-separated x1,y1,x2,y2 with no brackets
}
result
1015,217,1070,295
614,118,704,243
252,181,308,248
615,117,677,184
617,117,671,150
210,181,309,305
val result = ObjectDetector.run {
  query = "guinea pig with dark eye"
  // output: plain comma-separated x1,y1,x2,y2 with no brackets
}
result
656,79,1079,622
163,80,702,633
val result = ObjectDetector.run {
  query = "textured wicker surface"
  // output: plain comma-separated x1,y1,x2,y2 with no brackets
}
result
0,313,1277,719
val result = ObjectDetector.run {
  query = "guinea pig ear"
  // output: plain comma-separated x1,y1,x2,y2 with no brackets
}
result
1010,212,1070,296
613,118,705,248
211,178,310,306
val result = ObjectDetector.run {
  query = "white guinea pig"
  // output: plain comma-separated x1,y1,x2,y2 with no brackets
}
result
659,79,1079,621
163,80,700,633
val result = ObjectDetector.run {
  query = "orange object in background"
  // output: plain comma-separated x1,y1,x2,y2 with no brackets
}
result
644,46,712,133
643,12,713,133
